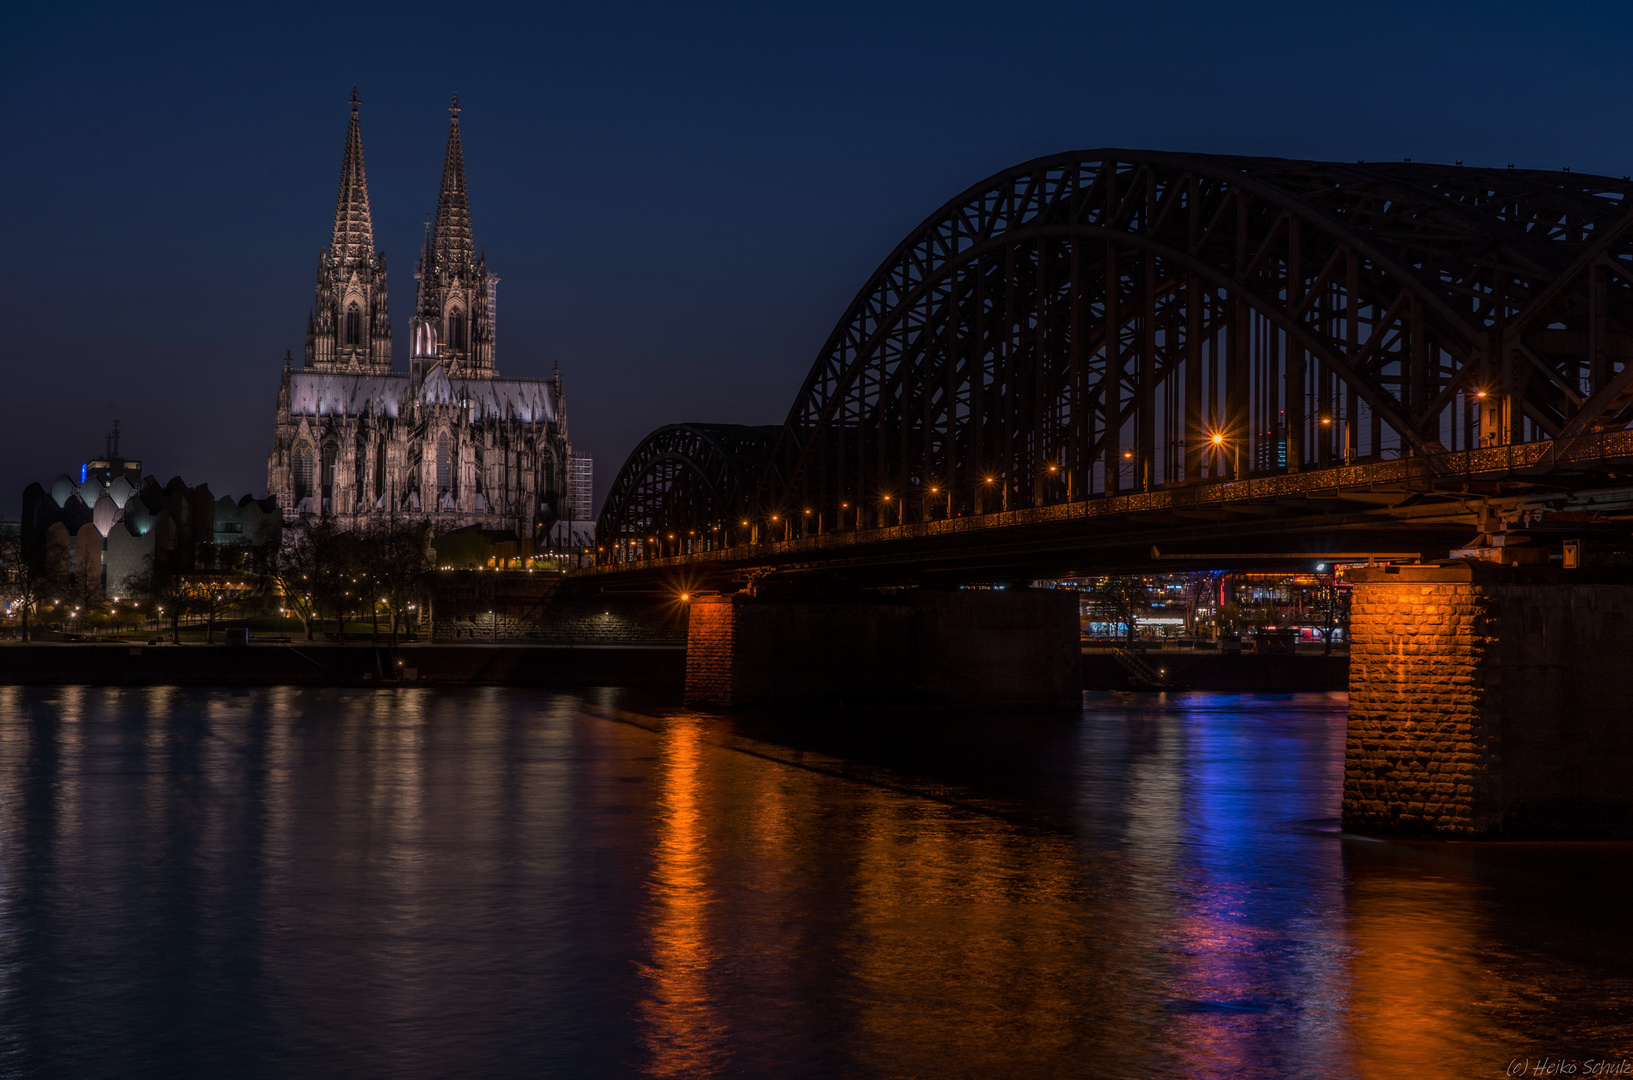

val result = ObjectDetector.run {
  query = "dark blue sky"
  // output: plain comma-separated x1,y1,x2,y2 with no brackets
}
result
4,1,1631,517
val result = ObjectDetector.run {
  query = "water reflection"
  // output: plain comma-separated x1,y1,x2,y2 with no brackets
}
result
640,717,726,1076
0,687,1625,1078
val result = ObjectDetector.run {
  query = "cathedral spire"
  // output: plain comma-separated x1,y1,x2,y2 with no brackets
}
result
432,95,474,271
330,88,375,264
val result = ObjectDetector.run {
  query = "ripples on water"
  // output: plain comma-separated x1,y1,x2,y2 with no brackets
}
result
0,686,1626,1078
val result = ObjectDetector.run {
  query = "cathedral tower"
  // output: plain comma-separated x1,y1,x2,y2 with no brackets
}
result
306,90,392,373
273,91,571,552
411,95,497,379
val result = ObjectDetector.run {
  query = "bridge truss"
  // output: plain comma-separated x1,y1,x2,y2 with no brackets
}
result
600,151,1633,561
598,424,780,554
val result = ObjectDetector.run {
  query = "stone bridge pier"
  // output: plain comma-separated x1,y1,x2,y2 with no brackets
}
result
684,589,1081,709
1345,563,1633,839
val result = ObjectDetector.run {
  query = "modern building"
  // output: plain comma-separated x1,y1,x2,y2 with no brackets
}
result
266,92,577,546
568,453,593,524
547,452,595,548
21,428,279,598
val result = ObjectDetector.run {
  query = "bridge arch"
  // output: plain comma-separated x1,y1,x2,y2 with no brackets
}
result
760,150,1633,529
597,423,781,557
603,150,1633,549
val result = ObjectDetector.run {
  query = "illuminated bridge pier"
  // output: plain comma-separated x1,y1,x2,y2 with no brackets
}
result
1346,563,1633,839
684,589,1080,709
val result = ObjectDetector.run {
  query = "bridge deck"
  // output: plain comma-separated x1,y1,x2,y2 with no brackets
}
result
582,432,1633,586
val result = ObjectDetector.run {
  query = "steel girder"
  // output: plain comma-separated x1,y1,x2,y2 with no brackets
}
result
761,151,1633,529
597,423,780,556
604,150,1633,548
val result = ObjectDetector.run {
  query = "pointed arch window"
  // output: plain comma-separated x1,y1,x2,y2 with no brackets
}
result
374,439,387,506
437,433,452,496
346,303,362,345
320,442,338,515
355,436,369,504
293,444,314,502
448,309,466,351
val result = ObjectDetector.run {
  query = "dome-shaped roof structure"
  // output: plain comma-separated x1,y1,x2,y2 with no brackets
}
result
92,494,119,538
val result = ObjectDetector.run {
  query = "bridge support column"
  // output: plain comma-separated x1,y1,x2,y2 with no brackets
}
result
1345,563,1633,839
684,590,1081,709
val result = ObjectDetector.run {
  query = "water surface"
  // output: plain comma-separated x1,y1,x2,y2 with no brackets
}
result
0,685,1626,1078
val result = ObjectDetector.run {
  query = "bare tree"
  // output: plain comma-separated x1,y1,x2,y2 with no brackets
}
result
192,542,269,644
268,520,328,640
127,553,195,645
367,517,434,643
1316,571,1347,655
58,564,108,637
314,528,366,641
1091,577,1152,646
0,523,60,642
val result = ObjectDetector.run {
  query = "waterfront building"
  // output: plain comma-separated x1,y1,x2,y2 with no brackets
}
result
20,427,279,598
267,93,577,546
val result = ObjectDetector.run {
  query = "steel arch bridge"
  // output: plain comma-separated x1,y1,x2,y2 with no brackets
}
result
598,424,781,553
599,149,1633,564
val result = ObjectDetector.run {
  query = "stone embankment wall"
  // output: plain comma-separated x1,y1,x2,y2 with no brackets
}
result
686,590,1080,708
431,571,686,646
1345,563,1633,838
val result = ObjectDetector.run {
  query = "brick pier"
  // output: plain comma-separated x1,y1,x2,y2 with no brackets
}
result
1345,563,1633,838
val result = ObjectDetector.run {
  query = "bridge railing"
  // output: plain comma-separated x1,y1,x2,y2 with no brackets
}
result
589,429,1633,573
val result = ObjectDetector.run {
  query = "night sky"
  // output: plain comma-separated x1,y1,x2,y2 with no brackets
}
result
4,1,1631,519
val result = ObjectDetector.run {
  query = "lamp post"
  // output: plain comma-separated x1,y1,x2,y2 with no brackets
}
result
1045,462,1072,504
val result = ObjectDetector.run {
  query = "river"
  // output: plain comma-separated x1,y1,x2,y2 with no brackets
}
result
0,685,1625,1078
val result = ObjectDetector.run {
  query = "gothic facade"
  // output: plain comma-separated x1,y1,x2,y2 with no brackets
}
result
268,94,574,542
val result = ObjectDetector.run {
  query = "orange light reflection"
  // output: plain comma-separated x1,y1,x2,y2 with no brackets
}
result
638,719,726,1077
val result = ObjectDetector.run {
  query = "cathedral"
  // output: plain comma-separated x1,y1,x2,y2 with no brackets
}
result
267,93,579,544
